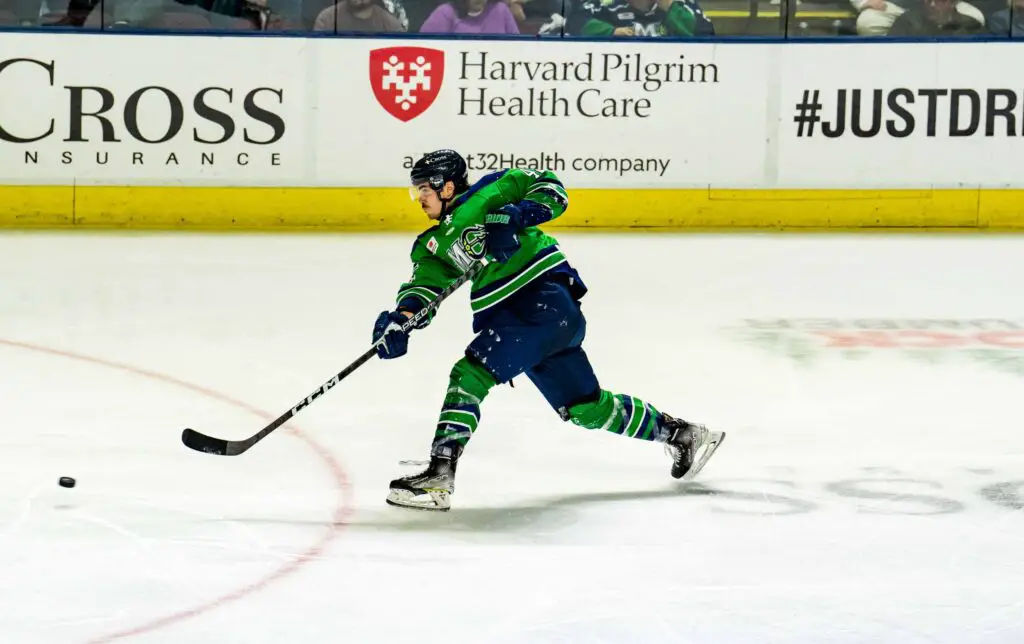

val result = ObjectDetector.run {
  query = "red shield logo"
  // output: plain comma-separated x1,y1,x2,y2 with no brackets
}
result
369,47,445,122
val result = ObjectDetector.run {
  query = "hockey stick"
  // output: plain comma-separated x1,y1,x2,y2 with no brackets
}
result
181,261,486,456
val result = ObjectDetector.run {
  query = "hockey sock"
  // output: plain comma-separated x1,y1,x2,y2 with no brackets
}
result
567,390,669,442
430,356,497,456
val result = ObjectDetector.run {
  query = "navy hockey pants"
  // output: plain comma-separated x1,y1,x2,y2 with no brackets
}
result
466,274,600,413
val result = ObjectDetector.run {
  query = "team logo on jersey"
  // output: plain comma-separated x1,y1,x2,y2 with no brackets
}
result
447,225,488,270
369,47,445,122
460,225,488,260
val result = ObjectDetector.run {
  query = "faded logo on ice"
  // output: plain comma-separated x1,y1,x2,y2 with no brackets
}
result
732,318,1024,378
369,47,445,122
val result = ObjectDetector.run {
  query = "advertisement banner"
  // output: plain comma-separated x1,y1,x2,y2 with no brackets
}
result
4,34,1024,194
0,33,305,185
317,39,770,189
0,33,770,188
777,43,1024,188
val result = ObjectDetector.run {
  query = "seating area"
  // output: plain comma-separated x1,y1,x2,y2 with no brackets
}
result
704,0,859,36
0,0,1014,37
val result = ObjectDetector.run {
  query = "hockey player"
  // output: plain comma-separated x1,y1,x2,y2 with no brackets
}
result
374,150,724,511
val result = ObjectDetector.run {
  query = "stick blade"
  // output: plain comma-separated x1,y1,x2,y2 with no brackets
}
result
181,428,230,455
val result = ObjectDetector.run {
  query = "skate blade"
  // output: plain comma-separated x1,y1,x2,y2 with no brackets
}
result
681,431,726,482
386,487,451,512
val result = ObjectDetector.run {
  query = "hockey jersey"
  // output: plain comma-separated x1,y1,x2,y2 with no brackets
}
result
394,168,584,332
568,0,714,37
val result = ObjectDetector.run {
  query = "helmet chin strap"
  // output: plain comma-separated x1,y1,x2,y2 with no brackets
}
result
439,196,453,217
435,182,459,218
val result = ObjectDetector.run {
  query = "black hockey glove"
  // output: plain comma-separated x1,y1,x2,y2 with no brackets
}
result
484,204,523,264
372,310,410,359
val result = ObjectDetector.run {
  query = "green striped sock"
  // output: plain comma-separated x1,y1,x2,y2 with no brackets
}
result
566,390,666,442
430,356,496,455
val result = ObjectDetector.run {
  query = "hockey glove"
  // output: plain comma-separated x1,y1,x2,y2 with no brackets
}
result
372,310,410,359
484,204,523,264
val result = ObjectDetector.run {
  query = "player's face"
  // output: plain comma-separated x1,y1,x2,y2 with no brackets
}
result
412,183,442,219
411,182,453,220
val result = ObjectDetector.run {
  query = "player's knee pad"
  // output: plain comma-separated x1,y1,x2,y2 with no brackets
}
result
563,389,614,429
445,355,498,405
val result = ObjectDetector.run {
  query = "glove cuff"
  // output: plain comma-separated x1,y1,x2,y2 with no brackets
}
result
488,200,553,229
397,299,431,329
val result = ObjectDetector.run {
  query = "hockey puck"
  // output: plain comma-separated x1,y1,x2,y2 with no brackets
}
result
58,477,76,488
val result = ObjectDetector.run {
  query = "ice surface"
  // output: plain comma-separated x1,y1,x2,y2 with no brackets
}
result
1,231,1023,643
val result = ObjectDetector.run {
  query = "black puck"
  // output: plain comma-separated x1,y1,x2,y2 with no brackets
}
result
59,476,76,488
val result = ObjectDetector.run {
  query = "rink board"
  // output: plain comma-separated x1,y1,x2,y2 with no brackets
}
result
3,185,1023,231
1,33,1023,230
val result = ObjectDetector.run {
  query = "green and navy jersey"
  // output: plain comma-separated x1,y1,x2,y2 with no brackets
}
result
568,0,714,37
395,168,580,329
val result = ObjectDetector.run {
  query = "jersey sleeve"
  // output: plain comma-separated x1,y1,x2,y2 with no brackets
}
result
394,237,461,327
468,168,570,229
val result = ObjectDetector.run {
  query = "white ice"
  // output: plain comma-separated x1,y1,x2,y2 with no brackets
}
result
1,231,1023,644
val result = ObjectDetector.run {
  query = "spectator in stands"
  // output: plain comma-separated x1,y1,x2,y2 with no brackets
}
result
851,0,906,34
314,0,405,31
888,0,984,32
201,0,302,28
380,0,408,28
231,0,301,28
679,0,713,33
419,0,519,33
0,0,44,25
34,0,95,26
84,0,216,28
535,11,567,34
0,0,19,24
852,0,984,34
567,0,713,36
522,0,571,34
988,0,1024,34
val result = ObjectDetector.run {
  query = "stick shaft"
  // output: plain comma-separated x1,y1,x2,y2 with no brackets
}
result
182,261,484,455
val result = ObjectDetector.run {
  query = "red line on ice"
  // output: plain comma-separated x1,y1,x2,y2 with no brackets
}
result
0,339,354,643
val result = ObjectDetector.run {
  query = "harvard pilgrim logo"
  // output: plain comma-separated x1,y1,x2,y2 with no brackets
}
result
369,47,445,122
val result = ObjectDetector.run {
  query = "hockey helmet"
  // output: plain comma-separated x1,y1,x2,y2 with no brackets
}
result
410,150,469,194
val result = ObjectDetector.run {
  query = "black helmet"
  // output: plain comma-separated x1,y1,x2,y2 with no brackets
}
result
410,149,469,194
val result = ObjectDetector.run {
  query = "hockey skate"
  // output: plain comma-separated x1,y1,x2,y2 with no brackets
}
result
386,448,460,512
661,414,725,481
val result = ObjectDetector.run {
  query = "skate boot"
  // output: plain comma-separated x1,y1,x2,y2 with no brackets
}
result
661,414,726,481
386,446,461,512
